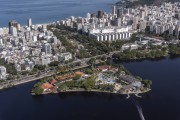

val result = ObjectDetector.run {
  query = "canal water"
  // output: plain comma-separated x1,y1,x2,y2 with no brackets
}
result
0,57,180,120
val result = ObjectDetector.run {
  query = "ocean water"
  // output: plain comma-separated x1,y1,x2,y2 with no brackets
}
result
0,0,116,27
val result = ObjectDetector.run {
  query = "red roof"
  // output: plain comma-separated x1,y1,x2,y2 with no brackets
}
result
50,79,57,84
41,83,54,90
97,65,118,72
97,66,111,70
75,71,85,76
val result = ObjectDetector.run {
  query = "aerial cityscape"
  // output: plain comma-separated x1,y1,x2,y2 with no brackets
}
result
0,0,180,120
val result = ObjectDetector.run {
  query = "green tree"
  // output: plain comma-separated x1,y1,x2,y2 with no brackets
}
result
82,77,95,90
34,65,46,70
32,87,43,95
84,68,94,74
142,80,152,88
101,55,107,61
58,84,68,92
88,58,96,65
73,74,81,80
48,61,59,67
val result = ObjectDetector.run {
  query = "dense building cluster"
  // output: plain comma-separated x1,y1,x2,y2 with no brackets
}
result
0,2,180,79
58,2,180,41
0,19,72,76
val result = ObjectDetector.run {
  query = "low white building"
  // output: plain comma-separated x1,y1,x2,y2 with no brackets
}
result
122,43,139,51
90,32,132,41
40,57,51,65
58,52,72,62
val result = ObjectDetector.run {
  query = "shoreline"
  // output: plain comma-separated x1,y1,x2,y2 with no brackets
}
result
0,73,54,90
32,88,151,96
0,22,52,29
0,54,170,91
0,64,91,90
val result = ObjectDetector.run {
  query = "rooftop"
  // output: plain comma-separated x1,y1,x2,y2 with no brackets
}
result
41,83,54,90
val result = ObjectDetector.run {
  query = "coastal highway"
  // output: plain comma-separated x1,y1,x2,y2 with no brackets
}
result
0,64,90,90
0,51,121,90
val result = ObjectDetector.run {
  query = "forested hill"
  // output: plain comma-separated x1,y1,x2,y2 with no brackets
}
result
116,0,179,8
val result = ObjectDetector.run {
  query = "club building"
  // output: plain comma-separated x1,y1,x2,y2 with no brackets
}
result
88,27,134,41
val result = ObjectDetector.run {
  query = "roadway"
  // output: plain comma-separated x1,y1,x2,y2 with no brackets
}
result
0,51,121,90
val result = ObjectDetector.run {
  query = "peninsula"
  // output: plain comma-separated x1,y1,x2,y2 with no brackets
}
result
31,63,152,95
1,1,180,95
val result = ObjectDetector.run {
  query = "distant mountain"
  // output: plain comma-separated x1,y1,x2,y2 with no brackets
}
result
116,0,179,8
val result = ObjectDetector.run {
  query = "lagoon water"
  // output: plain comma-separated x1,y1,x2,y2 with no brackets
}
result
0,58,180,120
0,0,180,120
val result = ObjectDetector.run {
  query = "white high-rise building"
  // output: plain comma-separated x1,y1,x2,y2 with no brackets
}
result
17,24,21,31
144,5,148,16
0,38,4,45
139,20,147,31
27,18,32,27
175,25,180,38
42,24,47,31
32,36,37,42
117,8,123,17
10,26,17,37
86,13,91,19
0,28,3,36
70,16,75,22
112,6,116,15
42,43,52,55
115,18,121,27
133,16,139,30
140,10,145,20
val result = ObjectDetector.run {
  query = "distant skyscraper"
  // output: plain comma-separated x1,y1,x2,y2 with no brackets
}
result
86,13,91,19
133,16,139,30
112,6,116,15
139,20,147,31
97,10,104,18
175,25,180,38
115,18,121,27
70,16,75,22
0,28,3,36
117,8,123,17
155,25,161,34
10,26,17,37
91,13,96,18
8,20,18,33
140,10,145,20
42,43,52,55
144,5,148,16
77,17,84,24
127,8,130,15
24,31,31,41
0,38,3,45
42,24,47,31
27,18,32,27
17,24,21,31
169,25,174,35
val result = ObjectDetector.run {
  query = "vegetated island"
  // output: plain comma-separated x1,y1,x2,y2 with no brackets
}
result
31,62,152,96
